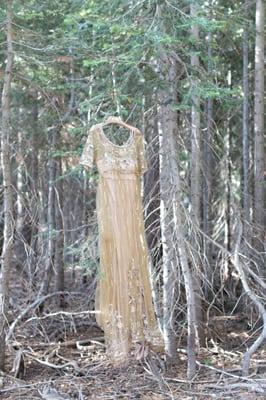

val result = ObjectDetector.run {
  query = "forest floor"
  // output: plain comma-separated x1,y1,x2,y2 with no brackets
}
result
0,270,266,400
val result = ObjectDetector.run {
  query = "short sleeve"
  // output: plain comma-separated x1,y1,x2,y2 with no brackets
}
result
136,131,148,175
80,127,95,169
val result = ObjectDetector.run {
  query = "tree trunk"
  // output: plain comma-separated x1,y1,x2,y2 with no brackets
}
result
190,1,204,346
144,109,162,272
14,128,27,272
190,2,202,225
30,90,41,266
159,57,179,361
203,28,215,298
16,129,24,233
38,130,57,305
159,55,197,376
253,0,265,254
54,157,65,307
223,68,234,297
144,106,162,326
242,0,250,239
0,0,14,371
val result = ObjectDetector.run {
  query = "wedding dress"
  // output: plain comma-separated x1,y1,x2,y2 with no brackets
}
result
80,121,163,363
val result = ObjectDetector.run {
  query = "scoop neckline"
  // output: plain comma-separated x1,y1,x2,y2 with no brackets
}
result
99,124,134,148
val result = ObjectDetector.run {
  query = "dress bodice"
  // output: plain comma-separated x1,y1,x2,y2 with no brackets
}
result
80,123,147,177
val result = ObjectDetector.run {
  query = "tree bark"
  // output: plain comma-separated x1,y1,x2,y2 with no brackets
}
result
54,157,65,307
30,91,40,248
13,128,27,272
159,59,179,360
38,129,57,306
203,28,215,298
159,55,197,376
16,130,24,234
0,0,14,371
144,106,162,325
144,109,162,274
253,0,265,253
190,2,202,225
190,1,204,346
223,68,234,297
242,0,250,238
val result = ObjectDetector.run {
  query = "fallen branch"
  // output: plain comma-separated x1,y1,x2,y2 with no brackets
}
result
6,291,79,341
205,382,266,394
11,336,105,349
196,361,265,383
24,350,80,372
23,309,99,324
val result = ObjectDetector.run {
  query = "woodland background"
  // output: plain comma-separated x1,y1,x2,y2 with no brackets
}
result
0,0,265,399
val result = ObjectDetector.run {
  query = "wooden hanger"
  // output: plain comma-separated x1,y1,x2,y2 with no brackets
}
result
103,116,139,133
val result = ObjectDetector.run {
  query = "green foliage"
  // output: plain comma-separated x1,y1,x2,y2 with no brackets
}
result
1,0,250,176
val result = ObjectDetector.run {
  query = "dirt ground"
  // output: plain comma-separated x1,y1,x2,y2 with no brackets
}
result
1,272,265,399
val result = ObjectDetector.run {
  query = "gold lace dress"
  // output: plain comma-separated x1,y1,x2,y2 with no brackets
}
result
80,123,163,363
